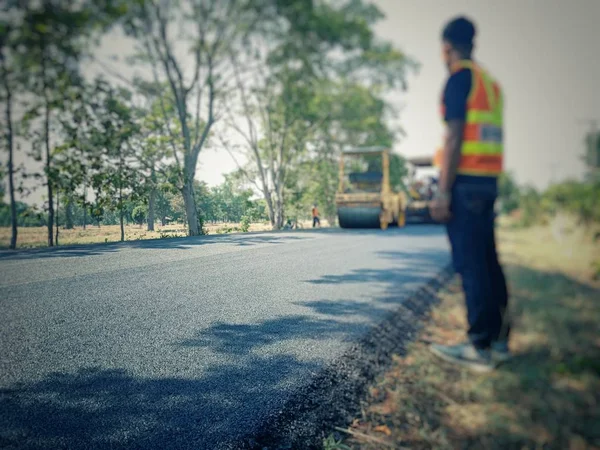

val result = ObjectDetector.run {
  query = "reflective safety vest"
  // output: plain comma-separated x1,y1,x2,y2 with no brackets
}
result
434,60,503,177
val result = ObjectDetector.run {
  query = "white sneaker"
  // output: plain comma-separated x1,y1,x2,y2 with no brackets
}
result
430,342,495,373
491,340,512,364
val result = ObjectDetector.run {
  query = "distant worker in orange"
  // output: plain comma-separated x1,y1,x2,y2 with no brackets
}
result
429,16,510,372
312,204,321,228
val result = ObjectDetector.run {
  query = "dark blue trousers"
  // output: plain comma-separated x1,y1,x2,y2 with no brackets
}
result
446,176,510,349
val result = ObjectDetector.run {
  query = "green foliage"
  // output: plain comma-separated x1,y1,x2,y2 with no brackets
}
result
506,178,599,228
132,204,148,225
1,0,414,241
543,180,600,225
0,202,46,227
195,177,264,224
240,215,251,233
498,172,521,215
518,186,544,227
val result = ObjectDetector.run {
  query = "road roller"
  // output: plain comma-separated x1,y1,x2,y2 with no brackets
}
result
335,147,407,230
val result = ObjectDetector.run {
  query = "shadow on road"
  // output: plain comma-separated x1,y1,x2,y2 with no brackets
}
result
0,354,320,450
180,315,354,355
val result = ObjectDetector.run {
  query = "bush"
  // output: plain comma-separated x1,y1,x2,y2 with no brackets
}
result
511,180,599,228
132,204,148,226
538,180,599,226
498,172,520,214
518,186,543,227
240,215,251,233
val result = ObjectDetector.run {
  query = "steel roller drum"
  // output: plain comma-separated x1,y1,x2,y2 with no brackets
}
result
337,206,382,229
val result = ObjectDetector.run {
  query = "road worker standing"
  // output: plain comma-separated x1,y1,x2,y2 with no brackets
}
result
312,204,321,228
429,16,511,372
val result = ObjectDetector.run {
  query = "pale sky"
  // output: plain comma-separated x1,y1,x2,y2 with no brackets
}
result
8,0,600,205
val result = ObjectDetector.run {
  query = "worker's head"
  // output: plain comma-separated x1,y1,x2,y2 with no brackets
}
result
441,16,476,70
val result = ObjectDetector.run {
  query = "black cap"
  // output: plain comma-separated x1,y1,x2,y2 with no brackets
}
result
442,16,476,48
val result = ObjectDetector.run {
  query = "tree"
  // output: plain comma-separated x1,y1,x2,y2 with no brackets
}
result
122,0,268,236
92,82,142,242
223,0,414,229
224,62,329,229
15,0,129,245
132,204,148,226
0,19,19,249
132,79,179,232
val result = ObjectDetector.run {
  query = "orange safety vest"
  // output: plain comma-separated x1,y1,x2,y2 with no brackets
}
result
434,60,504,176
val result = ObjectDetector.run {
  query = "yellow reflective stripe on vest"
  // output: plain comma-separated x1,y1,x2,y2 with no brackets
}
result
467,110,502,126
462,141,503,156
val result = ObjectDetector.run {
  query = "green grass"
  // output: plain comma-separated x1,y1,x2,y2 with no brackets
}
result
329,218,600,450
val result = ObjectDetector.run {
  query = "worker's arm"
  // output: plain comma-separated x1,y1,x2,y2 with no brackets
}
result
429,68,470,222
438,68,471,197
438,119,465,196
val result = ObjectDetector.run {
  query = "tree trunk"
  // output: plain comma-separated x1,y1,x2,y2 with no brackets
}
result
120,210,124,241
2,60,18,250
147,167,156,232
274,197,284,230
182,178,200,236
55,193,59,246
272,183,285,230
147,189,156,231
82,186,87,230
65,196,74,229
119,187,124,242
261,187,276,229
44,114,54,245
327,214,336,227
42,56,54,247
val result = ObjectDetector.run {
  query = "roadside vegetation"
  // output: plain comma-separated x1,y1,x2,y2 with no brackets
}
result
325,179,600,450
0,0,416,250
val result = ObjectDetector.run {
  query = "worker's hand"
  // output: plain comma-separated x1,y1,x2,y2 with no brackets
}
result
429,194,452,223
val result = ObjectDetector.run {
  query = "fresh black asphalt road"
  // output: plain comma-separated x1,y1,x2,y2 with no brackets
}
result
0,226,450,449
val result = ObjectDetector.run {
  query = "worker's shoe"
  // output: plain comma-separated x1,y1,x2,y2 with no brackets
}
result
491,340,512,364
429,342,494,373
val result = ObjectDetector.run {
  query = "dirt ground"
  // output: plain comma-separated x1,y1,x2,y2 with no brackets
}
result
325,216,600,450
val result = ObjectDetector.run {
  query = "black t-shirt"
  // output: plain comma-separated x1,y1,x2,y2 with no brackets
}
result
442,67,496,184
443,68,471,122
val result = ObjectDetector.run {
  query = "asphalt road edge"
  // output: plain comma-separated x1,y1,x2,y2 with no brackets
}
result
233,263,455,450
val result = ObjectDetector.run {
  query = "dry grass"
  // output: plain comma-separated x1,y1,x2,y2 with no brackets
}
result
327,216,600,450
0,219,331,249
0,222,274,249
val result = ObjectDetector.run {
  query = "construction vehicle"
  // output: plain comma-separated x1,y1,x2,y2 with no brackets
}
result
404,156,438,223
335,147,407,229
